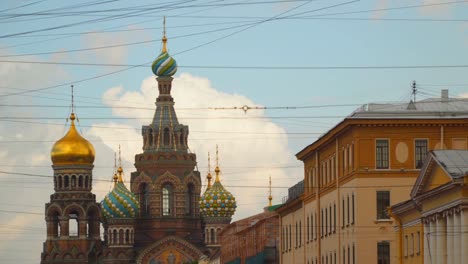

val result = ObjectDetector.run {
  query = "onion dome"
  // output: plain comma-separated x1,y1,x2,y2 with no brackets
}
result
151,18,177,77
51,112,95,166
101,166,139,219
199,149,236,219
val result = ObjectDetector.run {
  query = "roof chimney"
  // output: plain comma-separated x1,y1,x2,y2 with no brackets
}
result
441,89,449,102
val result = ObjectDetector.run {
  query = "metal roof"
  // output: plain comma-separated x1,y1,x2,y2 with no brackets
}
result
349,97,468,119
432,150,468,179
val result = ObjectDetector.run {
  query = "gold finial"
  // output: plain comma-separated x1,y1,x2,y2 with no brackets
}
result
113,152,118,186
214,145,221,182
268,176,272,206
162,16,167,53
207,152,212,188
70,85,76,121
117,145,124,183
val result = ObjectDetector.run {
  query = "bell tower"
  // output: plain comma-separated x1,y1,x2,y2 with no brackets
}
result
130,18,205,262
41,87,102,263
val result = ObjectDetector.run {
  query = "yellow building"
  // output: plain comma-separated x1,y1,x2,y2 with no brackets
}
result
390,150,468,264
279,91,468,264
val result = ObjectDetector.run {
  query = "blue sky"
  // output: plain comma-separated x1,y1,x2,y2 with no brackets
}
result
0,0,467,262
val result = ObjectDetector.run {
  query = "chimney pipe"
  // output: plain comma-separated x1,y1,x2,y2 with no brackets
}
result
441,89,449,102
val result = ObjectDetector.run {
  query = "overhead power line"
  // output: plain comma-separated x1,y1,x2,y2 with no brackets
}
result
3,60,468,70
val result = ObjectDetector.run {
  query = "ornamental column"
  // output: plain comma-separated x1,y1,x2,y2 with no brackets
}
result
429,218,437,262
436,214,446,264
462,209,468,264
424,219,430,264
447,212,454,264
454,210,461,264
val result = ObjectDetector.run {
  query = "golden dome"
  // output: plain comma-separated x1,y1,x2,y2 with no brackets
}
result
51,113,95,166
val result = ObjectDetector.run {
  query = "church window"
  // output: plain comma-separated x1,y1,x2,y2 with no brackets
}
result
78,176,83,188
162,184,173,216
113,229,117,245
58,176,63,189
71,175,76,188
210,228,215,244
69,212,79,237
119,229,124,245
85,175,89,189
186,184,194,215
139,183,150,217
179,129,184,146
64,176,69,189
163,128,170,146
148,129,153,147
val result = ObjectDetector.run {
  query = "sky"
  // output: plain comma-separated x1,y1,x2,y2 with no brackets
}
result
0,0,467,263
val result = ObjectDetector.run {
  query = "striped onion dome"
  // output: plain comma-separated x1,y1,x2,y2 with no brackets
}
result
101,167,139,219
151,24,177,77
152,50,177,77
199,166,236,219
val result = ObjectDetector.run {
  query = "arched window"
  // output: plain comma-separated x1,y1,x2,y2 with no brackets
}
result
58,176,63,189
148,129,153,147
163,128,170,146
68,210,79,237
210,229,215,244
162,184,173,216
71,175,76,188
113,229,117,245
139,183,150,217
186,184,194,215
64,176,69,189
119,229,124,245
78,176,83,188
125,229,130,244
85,175,89,189
179,130,184,147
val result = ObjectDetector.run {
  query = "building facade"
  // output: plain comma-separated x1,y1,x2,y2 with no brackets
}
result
390,150,468,264
279,92,468,264
220,205,280,264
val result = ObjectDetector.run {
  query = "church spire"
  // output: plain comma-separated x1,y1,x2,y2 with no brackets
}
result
207,152,213,188
214,145,221,182
268,176,272,206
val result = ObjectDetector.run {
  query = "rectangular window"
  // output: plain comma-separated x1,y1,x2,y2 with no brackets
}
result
324,208,328,235
347,196,350,225
377,241,390,264
404,235,408,257
295,222,298,247
300,221,303,246
416,231,420,254
333,203,336,232
352,193,355,224
342,199,345,228
376,139,389,169
321,209,324,237
353,243,355,264
289,225,291,250
410,233,414,256
376,191,390,220
415,139,428,169
307,216,310,242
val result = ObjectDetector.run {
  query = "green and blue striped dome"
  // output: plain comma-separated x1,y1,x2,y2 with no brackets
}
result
101,172,139,219
151,51,177,77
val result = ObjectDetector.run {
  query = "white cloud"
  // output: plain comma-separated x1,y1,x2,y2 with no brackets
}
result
90,73,301,220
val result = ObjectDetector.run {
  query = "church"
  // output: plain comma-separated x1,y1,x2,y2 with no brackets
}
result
40,21,237,264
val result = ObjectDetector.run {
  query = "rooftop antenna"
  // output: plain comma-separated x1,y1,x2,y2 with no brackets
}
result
411,80,417,102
